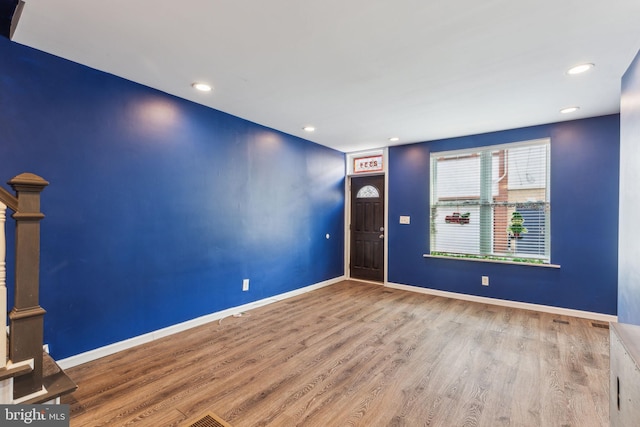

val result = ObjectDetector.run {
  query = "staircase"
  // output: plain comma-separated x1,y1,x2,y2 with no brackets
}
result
0,173,76,404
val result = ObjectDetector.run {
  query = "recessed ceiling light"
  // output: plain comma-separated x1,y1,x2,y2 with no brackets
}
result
567,63,594,75
303,126,315,132
560,106,580,114
192,82,212,92
389,137,400,142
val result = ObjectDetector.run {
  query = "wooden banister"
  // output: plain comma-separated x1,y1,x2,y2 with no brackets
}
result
0,187,17,213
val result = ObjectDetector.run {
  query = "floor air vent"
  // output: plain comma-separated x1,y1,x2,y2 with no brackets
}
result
552,319,569,324
591,322,609,329
182,412,233,427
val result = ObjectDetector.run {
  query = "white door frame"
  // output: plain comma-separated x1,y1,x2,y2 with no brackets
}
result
344,148,389,284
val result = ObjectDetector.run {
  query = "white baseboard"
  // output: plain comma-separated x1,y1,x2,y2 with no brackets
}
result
386,282,617,323
58,276,345,369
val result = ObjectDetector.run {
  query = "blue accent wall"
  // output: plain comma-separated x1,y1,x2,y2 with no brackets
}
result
388,115,619,315
619,49,640,325
0,37,345,359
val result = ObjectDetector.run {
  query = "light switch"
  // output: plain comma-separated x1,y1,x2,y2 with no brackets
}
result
399,216,411,224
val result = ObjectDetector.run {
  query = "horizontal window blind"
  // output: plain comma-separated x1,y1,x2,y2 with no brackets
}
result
430,139,550,263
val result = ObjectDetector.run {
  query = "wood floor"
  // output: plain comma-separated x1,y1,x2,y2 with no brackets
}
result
62,280,610,427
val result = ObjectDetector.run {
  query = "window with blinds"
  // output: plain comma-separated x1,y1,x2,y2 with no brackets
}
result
430,138,550,264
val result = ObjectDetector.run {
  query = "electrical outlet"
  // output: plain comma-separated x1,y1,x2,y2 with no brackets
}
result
242,279,249,291
481,276,489,286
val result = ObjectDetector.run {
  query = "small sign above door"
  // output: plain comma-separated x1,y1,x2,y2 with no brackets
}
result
353,155,383,174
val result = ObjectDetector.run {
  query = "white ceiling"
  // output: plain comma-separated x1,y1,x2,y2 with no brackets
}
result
10,0,640,153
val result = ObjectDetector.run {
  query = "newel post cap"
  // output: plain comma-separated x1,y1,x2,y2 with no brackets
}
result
8,173,49,192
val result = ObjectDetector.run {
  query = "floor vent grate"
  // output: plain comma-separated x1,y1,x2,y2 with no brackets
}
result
553,319,570,325
182,412,233,427
591,322,609,329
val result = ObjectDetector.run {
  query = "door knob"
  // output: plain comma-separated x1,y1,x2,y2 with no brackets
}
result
379,234,384,239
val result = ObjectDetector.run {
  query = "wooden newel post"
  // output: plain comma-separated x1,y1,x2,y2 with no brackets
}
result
8,173,49,399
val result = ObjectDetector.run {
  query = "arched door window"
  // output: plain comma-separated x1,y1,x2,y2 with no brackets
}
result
356,185,380,199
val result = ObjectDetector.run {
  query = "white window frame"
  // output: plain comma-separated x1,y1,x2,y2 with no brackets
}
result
428,138,552,265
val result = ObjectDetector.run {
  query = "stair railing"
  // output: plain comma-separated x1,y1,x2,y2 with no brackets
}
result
0,200,7,369
0,173,48,400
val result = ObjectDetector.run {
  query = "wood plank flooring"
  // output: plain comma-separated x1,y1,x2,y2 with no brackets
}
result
61,280,610,427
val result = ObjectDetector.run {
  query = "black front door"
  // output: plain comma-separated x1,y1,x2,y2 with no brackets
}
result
350,175,385,282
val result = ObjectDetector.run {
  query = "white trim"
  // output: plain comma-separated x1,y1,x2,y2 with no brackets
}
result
12,386,48,404
346,155,388,283
423,254,561,268
6,358,34,371
344,176,350,278
383,147,389,284
345,147,389,282
346,148,386,176
58,276,345,369
0,379,10,404
432,137,550,158
386,281,617,323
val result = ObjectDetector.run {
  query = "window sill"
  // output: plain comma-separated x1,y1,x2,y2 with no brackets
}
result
423,254,561,269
